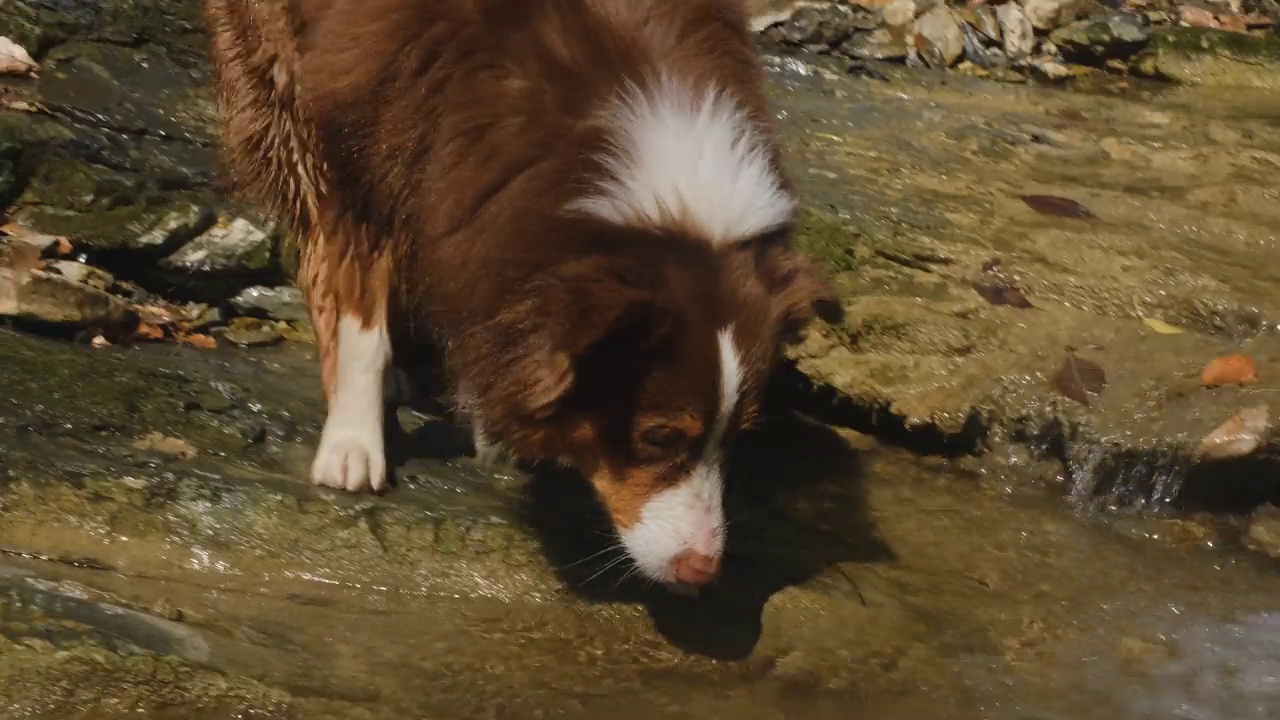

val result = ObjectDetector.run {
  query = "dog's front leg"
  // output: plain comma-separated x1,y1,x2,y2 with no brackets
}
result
311,310,392,492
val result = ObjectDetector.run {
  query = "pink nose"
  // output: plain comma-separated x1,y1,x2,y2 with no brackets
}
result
671,550,722,586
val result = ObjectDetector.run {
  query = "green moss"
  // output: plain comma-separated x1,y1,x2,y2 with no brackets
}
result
1151,27,1280,63
792,207,866,274
1142,28,1280,89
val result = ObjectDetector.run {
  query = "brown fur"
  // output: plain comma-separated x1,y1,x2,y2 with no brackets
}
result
202,0,841,530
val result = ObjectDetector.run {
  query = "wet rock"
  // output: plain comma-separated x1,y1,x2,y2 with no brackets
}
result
162,217,274,275
218,317,285,347
229,285,308,323
1178,4,1222,27
960,18,997,67
157,217,280,300
1050,14,1154,66
1022,0,1097,30
963,5,1004,42
997,3,1038,60
1142,27,1280,88
0,265,136,329
842,28,913,60
6,233,72,258
1027,56,1097,80
1245,505,1280,558
883,0,918,29
914,6,966,68
131,205,217,255
45,260,113,290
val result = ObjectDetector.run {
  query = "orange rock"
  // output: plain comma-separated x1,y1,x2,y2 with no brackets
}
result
1178,4,1220,28
1201,354,1258,387
1218,14,1248,32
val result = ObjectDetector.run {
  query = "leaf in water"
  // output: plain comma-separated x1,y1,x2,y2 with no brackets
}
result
1050,350,1107,407
1193,405,1269,461
179,333,217,350
135,321,166,341
1020,195,1096,220
132,431,198,460
971,280,1033,309
1141,317,1185,335
1201,354,1258,387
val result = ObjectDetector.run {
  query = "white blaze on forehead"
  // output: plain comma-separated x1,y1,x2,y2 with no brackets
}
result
620,326,743,583
567,72,795,245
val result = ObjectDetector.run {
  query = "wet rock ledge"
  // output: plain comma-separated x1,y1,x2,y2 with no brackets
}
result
0,0,1278,515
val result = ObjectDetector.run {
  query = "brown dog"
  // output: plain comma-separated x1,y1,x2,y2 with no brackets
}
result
202,0,841,589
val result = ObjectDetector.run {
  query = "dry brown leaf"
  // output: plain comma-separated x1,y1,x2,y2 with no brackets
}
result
972,280,1033,309
1020,195,1097,220
135,322,166,341
0,37,38,77
1201,354,1258,387
132,432,198,460
180,333,217,350
1050,350,1107,407
1194,405,1269,461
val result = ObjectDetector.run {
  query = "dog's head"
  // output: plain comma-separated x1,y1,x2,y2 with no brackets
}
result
478,223,842,588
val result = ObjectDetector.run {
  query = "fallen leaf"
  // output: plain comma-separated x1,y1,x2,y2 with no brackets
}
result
132,431,198,460
972,280,1034,308
1201,354,1258,387
0,37,38,77
1141,317,1185,335
1020,195,1097,220
90,334,112,349
179,333,217,350
135,321,166,341
1194,405,1269,461
1050,350,1107,407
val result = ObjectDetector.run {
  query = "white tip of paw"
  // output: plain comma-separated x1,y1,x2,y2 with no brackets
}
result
311,428,387,493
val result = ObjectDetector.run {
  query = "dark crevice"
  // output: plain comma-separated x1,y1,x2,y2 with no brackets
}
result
765,360,988,458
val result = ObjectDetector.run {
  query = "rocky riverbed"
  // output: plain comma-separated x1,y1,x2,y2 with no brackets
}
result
2,1,1280,718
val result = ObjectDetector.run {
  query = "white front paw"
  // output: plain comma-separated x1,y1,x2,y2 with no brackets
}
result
311,425,387,493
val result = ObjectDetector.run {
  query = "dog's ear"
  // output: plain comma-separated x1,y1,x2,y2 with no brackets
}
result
508,255,674,417
752,228,844,343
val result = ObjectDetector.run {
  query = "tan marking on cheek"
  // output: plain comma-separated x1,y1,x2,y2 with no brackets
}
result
588,467,667,530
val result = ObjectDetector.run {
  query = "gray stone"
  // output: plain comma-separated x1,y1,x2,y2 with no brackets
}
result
914,7,966,68
1049,14,1153,66
229,285,308,323
842,28,912,60
131,204,217,255
161,217,274,275
219,317,285,347
0,266,135,329
45,260,113,291
1021,0,1094,31
997,3,1037,60
1247,506,1280,559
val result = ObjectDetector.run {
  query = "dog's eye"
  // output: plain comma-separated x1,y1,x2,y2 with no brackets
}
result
635,424,689,462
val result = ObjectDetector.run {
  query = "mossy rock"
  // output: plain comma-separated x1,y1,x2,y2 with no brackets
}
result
792,207,868,275
1138,28,1280,89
